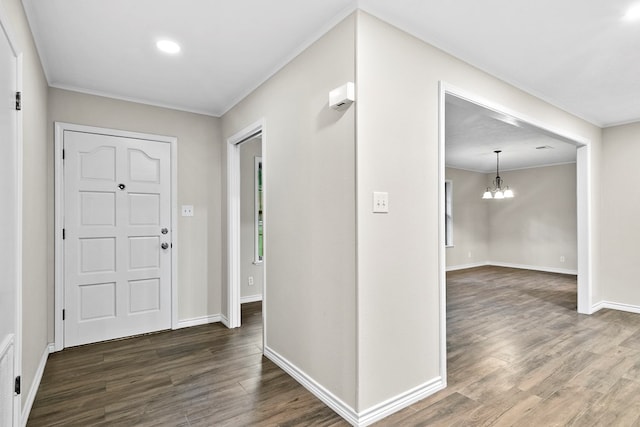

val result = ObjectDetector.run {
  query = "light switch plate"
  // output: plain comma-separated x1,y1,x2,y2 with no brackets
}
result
182,205,194,217
373,192,389,213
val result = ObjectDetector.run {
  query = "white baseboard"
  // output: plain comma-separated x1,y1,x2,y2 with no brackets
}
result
447,261,577,275
358,377,445,426
591,301,605,313
220,314,230,328
446,261,488,272
264,345,445,426
175,314,221,329
22,343,52,427
241,295,263,304
490,261,577,275
264,346,359,425
593,301,640,315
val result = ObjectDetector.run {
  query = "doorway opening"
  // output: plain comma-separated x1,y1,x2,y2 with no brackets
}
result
438,82,592,382
226,119,266,335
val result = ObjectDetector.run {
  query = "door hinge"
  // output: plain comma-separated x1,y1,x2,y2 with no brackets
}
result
62,149,65,160
14,376,21,395
15,92,21,111
62,309,65,320
62,228,65,239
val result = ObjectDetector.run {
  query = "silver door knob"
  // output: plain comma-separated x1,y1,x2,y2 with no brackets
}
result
161,242,169,250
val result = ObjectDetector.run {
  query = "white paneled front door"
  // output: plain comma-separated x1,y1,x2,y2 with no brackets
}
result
63,131,172,347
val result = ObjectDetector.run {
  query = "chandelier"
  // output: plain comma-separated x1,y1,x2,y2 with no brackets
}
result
482,150,514,199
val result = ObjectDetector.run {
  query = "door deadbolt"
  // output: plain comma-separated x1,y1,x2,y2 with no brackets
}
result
161,228,168,234
161,242,169,250
118,183,126,190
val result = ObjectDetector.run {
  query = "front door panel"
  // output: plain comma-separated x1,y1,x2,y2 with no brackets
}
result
64,131,171,347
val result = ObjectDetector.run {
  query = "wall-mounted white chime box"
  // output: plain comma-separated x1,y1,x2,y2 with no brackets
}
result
329,82,355,110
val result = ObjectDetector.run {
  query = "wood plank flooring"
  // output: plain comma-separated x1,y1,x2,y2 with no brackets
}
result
26,303,346,426
28,266,640,426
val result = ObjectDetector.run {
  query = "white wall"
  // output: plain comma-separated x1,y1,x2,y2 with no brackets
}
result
3,0,50,410
445,167,490,268
47,88,223,326
240,136,263,300
600,122,640,306
221,14,357,408
355,10,600,411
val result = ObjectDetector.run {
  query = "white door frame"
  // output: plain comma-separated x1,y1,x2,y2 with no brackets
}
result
226,119,266,330
438,81,593,380
54,122,178,351
0,4,22,424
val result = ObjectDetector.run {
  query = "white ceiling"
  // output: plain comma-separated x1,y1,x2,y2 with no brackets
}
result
21,0,640,168
445,95,576,173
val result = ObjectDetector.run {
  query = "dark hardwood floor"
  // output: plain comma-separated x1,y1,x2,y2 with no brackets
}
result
27,303,346,426
28,267,640,426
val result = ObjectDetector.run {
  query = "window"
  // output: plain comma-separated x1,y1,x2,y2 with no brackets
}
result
445,180,453,247
254,157,263,263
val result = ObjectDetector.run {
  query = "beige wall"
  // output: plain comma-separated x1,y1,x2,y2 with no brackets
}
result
4,0,50,409
446,164,578,272
489,164,577,271
240,136,263,299
221,14,357,407
47,88,223,327
600,122,640,305
445,167,490,267
355,11,600,410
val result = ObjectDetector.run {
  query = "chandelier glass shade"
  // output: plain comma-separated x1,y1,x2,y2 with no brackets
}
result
482,150,514,199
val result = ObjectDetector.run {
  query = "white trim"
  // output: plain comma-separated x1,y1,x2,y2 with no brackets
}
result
264,346,359,425
226,119,265,330
487,262,577,276
220,314,230,328
437,82,448,392
445,261,489,272
170,137,179,330
20,344,52,427
576,144,593,314
54,122,178,351
265,345,444,427
593,301,640,315
446,262,577,275
176,314,222,329
357,377,446,426
241,295,263,304
591,301,605,313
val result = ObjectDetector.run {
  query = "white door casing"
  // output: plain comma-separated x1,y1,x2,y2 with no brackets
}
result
60,127,175,348
0,4,22,425
226,119,266,334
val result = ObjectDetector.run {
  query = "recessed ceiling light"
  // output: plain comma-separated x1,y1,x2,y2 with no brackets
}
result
624,3,640,20
156,39,181,54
